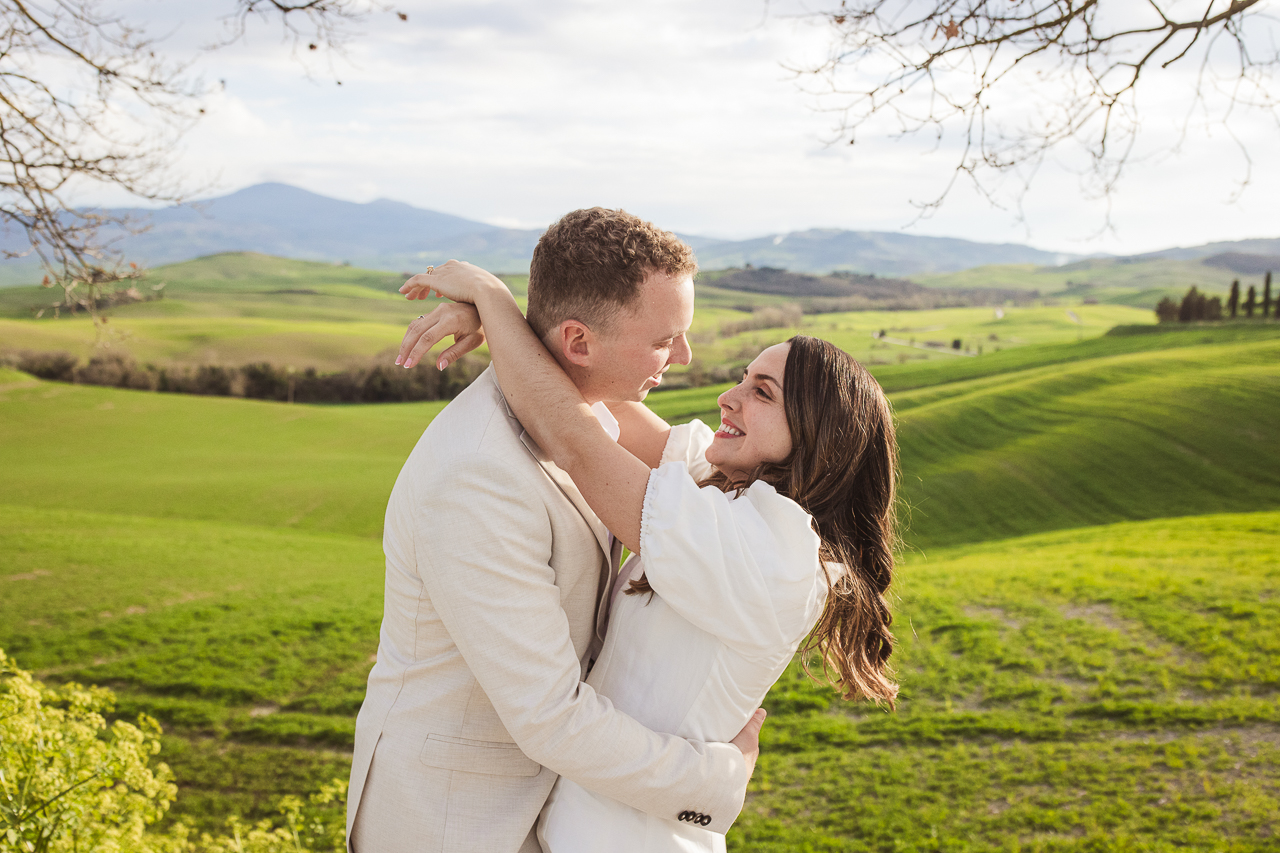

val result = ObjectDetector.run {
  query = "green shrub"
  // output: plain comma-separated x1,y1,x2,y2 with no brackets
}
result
13,350,78,382
0,651,347,853
0,648,176,852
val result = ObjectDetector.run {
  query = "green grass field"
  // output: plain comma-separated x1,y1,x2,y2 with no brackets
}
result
744,512,1280,851
0,252,1158,378
915,256,1255,298
3,322,1279,849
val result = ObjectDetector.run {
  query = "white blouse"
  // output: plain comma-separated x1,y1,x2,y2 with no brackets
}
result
538,420,829,853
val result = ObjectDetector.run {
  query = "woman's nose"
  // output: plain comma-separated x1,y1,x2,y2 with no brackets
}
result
717,386,737,411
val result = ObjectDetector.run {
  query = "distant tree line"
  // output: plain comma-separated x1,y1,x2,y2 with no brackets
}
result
5,350,488,404
711,267,1038,313
1155,273,1273,323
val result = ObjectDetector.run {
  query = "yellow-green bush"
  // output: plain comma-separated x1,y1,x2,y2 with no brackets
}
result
1,651,345,853
1,648,175,852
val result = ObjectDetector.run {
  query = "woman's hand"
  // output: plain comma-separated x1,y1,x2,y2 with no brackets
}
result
399,259,507,305
397,302,485,370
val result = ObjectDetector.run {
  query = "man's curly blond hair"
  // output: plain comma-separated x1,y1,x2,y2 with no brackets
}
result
527,208,698,339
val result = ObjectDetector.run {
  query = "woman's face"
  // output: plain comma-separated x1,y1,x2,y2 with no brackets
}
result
705,342,793,483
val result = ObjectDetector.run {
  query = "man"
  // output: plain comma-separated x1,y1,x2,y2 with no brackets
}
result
347,208,761,853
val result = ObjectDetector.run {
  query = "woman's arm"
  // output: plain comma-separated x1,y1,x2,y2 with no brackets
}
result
606,402,672,469
400,261,651,552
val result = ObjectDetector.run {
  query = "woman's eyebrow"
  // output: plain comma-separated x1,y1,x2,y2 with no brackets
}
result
752,372,781,387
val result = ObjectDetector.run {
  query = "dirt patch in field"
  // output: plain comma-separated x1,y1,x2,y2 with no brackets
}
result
6,569,51,581
964,604,1023,630
1059,602,1130,633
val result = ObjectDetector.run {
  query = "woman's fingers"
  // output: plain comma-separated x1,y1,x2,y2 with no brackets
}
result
404,317,452,368
396,315,426,364
436,331,486,371
399,275,435,300
396,302,484,369
399,260,491,305
397,314,442,367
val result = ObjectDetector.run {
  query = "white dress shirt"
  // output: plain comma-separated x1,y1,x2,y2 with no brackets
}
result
538,420,829,853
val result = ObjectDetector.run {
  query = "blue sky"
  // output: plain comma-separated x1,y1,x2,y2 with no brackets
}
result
96,0,1280,255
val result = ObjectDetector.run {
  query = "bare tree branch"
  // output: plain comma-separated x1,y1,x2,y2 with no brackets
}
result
0,0,403,334
791,0,1280,229
220,0,394,57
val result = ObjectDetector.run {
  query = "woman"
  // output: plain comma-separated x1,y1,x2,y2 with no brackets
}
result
397,261,899,853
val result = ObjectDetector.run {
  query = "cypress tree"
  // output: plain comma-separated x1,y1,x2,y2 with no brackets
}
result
1205,296,1223,321
1155,296,1179,323
1244,285,1257,318
1264,271,1273,319
1228,280,1240,318
1179,286,1199,322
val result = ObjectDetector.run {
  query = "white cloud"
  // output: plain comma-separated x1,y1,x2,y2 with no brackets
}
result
79,0,1280,256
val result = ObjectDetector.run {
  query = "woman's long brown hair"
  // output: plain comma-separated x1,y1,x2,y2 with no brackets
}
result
628,335,900,706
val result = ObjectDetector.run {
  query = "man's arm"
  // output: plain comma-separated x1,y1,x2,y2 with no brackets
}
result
417,451,751,832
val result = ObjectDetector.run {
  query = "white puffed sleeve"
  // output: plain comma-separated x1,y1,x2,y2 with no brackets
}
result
660,419,717,482
638,460,825,656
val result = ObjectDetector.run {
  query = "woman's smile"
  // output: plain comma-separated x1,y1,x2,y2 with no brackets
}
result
705,343,793,481
716,419,745,438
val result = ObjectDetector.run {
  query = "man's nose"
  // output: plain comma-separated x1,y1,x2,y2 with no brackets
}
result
670,334,692,366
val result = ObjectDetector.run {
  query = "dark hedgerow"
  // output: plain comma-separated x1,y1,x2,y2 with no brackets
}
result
4,349,490,404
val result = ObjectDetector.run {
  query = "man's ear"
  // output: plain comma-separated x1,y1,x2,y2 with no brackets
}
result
555,319,595,368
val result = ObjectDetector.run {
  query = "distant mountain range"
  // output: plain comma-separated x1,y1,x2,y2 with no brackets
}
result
0,183,1276,282
686,230,1076,275
0,183,1075,280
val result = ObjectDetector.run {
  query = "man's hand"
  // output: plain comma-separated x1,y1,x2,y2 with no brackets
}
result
730,708,766,779
396,302,485,370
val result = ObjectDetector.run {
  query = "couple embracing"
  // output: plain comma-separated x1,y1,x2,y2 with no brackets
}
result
346,208,899,853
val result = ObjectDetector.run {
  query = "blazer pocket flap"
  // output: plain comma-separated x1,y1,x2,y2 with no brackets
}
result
419,733,542,777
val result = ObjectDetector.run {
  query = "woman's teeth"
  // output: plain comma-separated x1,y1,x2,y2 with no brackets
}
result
720,422,744,437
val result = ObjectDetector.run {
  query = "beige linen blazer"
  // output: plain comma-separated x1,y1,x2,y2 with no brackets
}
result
346,367,747,853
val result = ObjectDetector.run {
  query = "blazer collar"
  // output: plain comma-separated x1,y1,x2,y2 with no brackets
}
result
491,370,613,561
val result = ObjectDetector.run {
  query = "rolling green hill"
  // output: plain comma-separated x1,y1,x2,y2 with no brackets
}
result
3,324,1279,848
4,325,1275,549
0,373,442,538
654,326,1280,548
915,255,1279,312
915,256,1249,295
0,252,1157,377
743,511,1280,851
5,502,1277,846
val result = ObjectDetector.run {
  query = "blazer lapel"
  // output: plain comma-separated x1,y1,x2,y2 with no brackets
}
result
495,374,618,640
518,429,612,559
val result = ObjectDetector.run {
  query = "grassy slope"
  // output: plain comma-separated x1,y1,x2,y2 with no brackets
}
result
670,303,1155,383
0,378,443,538
1,252,1157,376
7,328,1275,552
656,327,1280,548
4,327,1280,845
915,257,1251,295
0,254,461,370
741,512,1280,852
892,341,1279,548
6,504,1277,846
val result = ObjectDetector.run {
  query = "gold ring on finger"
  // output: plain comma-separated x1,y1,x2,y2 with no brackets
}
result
425,265,435,274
